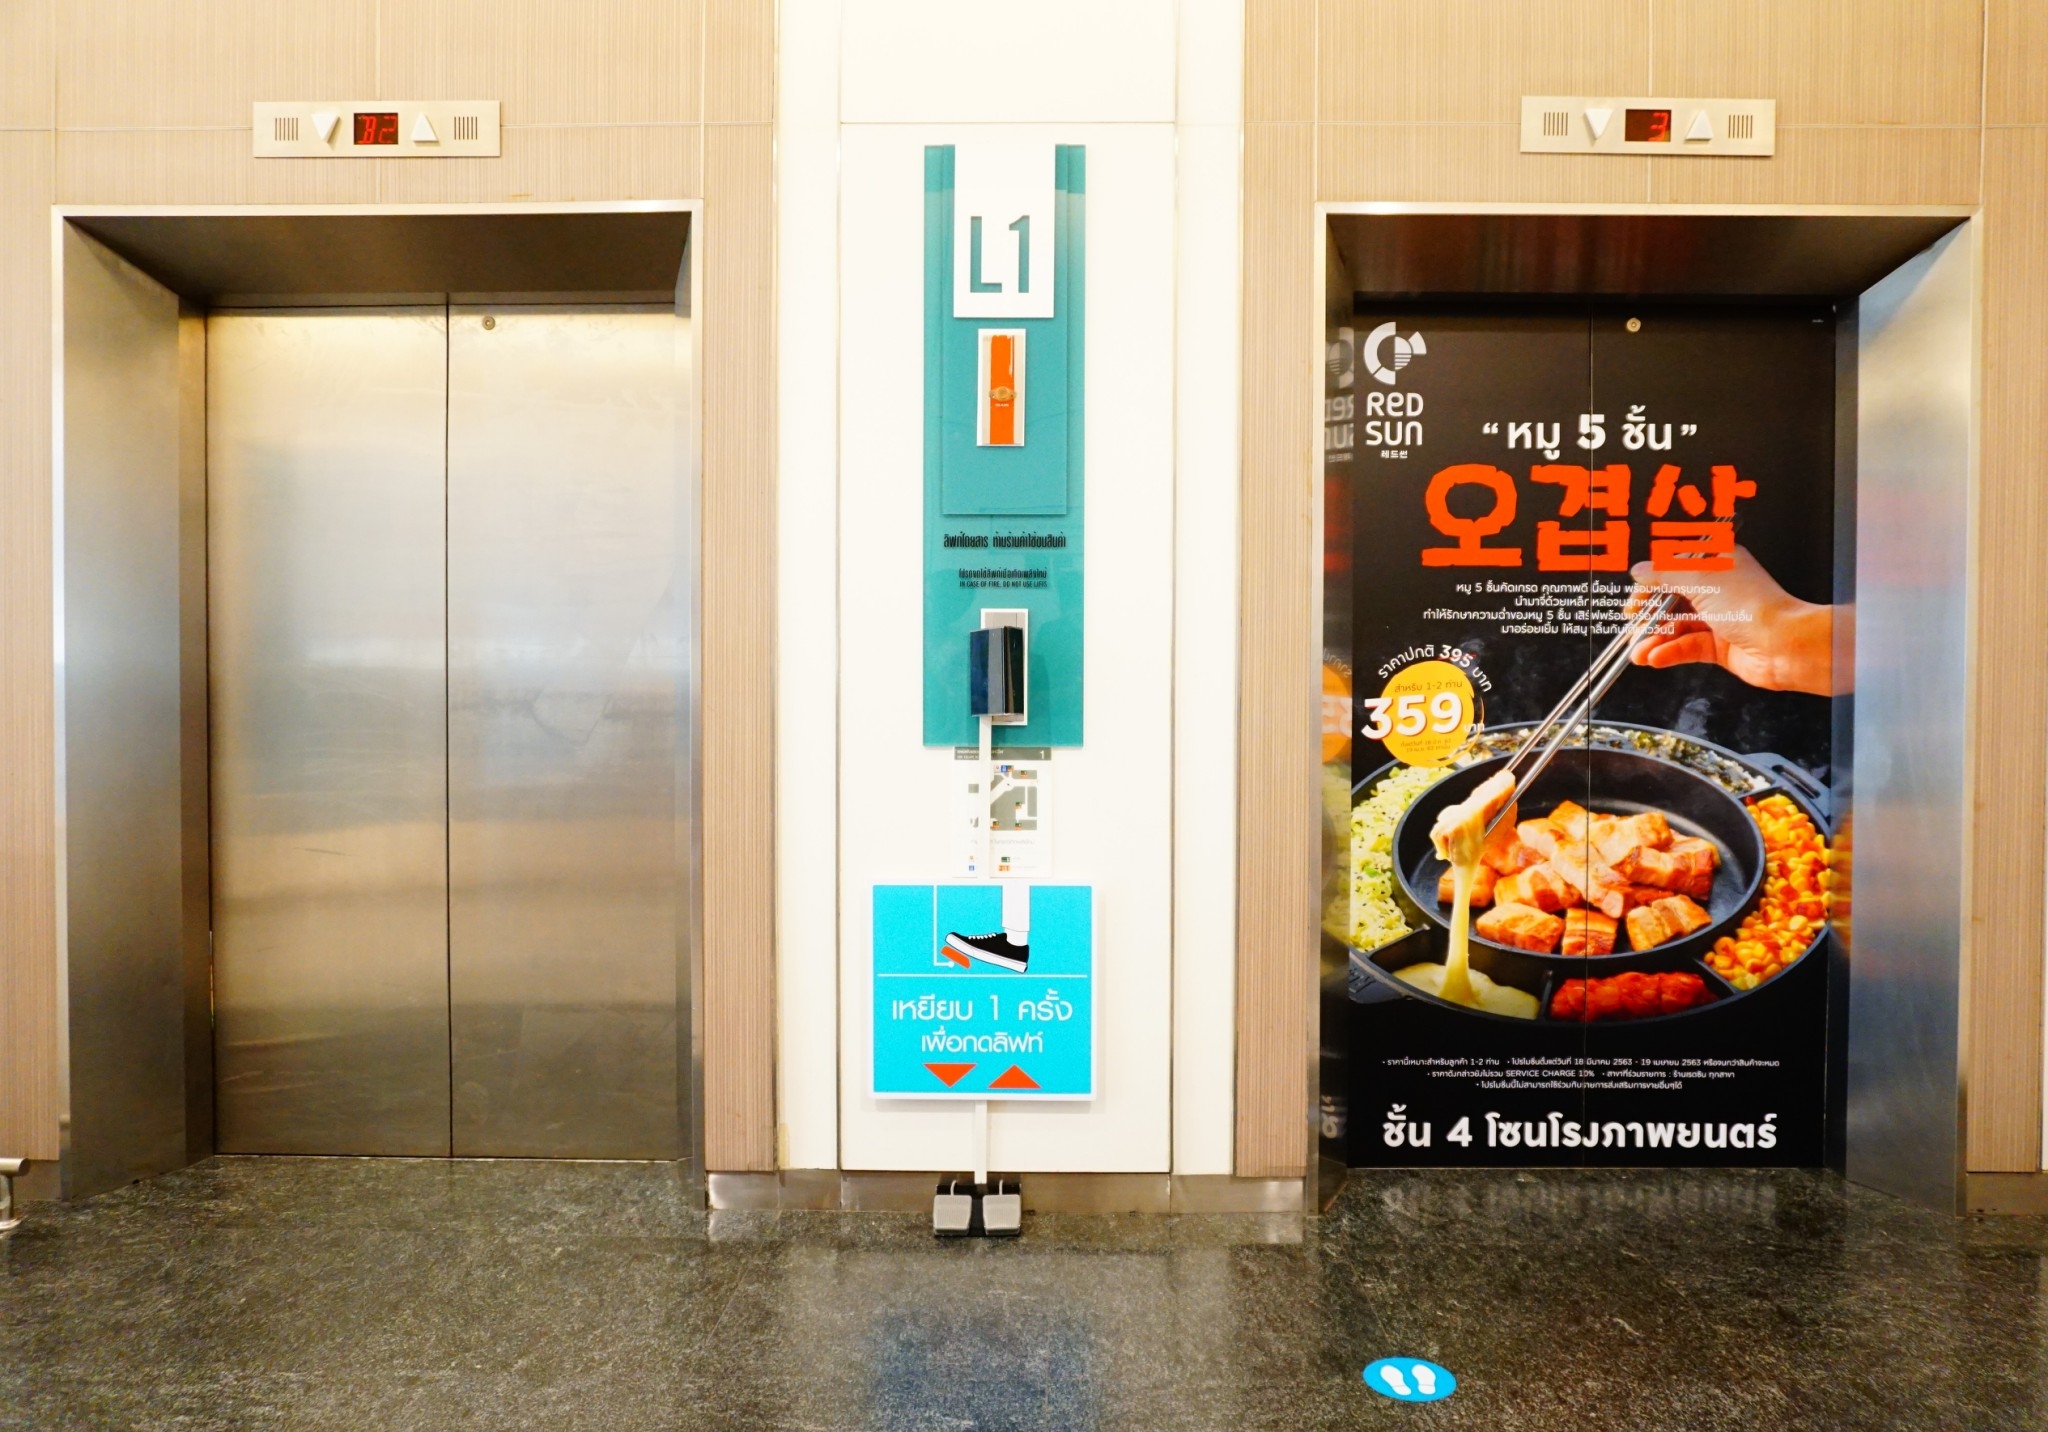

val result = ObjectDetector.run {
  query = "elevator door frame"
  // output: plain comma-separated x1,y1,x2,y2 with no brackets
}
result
49,202,705,1200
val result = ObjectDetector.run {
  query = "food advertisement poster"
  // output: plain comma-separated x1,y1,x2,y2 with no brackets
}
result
1323,307,1842,1168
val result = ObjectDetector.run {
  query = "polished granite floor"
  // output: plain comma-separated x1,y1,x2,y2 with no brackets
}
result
4,1158,2048,1430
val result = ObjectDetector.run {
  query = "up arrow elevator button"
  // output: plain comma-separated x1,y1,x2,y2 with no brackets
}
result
411,113,438,143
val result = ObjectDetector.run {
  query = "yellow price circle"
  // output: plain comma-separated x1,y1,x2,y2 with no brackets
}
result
1375,660,1477,767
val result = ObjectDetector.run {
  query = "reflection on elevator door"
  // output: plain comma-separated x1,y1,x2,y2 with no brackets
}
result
208,305,691,1160
447,307,688,1160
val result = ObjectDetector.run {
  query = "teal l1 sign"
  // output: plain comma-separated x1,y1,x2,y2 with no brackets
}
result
872,884,1094,1099
923,144,1085,747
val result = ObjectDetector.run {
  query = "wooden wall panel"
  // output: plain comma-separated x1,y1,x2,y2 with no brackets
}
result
1986,0,2048,126
1654,0,1984,125
1968,127,2048,1171
370,125,701,205
703,0,776,123
55,0,377,129
55,130,379,205
379,0,700,126
1319,124,1652,202
1320,0,1648,123
0,0,53,129
1648,125,1980,206
0,132,58,1162
1237,121,1316,1180
699,121,778,1171
1246,0,1316,122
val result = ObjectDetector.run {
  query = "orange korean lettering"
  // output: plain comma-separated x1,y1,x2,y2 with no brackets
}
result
1710,464,1756,517
1532,463,1631,517
1537,520,1631,572
1644,463,1706,518
1421,463,1522,568
1649,521,1735,571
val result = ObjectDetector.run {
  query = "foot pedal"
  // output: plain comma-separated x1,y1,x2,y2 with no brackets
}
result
981,1177,1022,1236
933,1178,975,1236
932,1176,1022,1238
0,1158,27,1237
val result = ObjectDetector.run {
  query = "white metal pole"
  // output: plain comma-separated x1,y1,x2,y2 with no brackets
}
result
972,1099,990,1186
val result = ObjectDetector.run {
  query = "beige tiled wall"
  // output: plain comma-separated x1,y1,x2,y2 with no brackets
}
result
1319,1,1653,124
698,119,778,1172
1987,0,2048,126
1237,120,1318,1181
1243,0,2048,1176
54,1,381,129
0,0,777,1171
1653,0,1985,125
0,128,58,1163
378,0,702,124
1971,123,2048,1170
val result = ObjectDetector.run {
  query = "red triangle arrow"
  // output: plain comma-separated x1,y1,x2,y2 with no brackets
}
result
989,1065,1040,1090
925,1063,975,1087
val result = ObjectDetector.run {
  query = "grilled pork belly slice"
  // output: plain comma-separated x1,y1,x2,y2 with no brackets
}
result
1624,903,1675,950
1475,901,1565,954
1626,883,1670,912
1653,893,1712,936
1548,800,1593,846
1548,842,1632,919
1493,863,1576,913
1481,820,1545,876
1666,838,1719,897
1592,811,1674,868
1515,818,1565,861
1560,908,1619,957
1438,863,1498,908
1622,892,1711,950
1616,836,1718,897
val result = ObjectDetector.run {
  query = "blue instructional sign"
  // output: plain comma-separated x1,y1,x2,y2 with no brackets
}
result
872,884,1093,1099
1362,1359,1457,1403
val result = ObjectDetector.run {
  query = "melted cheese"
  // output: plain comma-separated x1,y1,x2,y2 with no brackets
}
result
1427,771,1517,1008
1393,959,1539,1019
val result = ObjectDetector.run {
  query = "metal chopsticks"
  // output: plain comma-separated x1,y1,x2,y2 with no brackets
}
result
1478,589,1678,839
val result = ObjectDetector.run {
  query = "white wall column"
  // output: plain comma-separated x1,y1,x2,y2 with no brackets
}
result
774,0,845,1170
774,0,1245,1176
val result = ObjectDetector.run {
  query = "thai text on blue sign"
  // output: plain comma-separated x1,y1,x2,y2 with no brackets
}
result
872,884,1093,1099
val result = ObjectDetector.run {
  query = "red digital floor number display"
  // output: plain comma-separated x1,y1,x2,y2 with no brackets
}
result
353,112,399,146
1623,107,1672,143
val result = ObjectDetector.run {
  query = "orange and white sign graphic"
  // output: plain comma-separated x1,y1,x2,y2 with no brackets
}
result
977,328,1026,447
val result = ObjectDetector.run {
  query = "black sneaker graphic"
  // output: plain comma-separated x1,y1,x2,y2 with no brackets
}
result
944,930,1029,973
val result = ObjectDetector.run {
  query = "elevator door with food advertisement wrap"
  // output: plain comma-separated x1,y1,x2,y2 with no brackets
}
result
1323,306,1842,1169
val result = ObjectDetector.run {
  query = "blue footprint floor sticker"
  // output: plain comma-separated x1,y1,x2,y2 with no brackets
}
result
1363,1358,1457,1403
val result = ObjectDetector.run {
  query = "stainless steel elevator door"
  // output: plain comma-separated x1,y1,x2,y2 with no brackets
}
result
209,309,453,1156
446,306,689,1158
